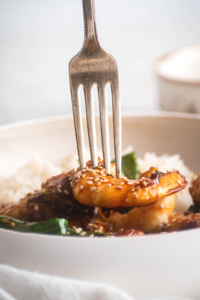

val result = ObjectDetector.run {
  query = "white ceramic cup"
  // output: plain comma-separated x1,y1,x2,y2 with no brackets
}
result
155,45,200,113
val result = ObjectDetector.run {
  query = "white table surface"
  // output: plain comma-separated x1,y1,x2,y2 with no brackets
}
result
0,0,200,125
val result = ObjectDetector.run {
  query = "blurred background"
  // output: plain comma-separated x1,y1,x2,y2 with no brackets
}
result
0,0,200,125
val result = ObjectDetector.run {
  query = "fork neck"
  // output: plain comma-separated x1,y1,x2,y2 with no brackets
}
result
82,0,100,51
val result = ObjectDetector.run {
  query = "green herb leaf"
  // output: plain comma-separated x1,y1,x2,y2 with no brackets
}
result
0,216,112,237
122,152,139,179
65,227,110,237
188,204,200,214
188,205,194,213
112,151,139,179
0,216,68,235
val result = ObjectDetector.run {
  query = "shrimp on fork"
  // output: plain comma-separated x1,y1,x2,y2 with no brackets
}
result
72,164,187,208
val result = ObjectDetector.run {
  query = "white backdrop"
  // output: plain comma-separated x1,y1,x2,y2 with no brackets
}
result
0,0,200,125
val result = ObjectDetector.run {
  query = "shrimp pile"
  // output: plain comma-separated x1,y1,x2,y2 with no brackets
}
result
0,158,188,235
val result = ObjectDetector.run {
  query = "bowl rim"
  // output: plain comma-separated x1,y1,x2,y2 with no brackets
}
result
0,111,200,240
1,111,200,133
154,44,200,85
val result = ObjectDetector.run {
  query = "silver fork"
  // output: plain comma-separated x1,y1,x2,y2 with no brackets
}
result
69,0,121,178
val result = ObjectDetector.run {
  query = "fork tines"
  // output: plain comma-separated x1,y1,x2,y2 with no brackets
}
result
69,0,121,178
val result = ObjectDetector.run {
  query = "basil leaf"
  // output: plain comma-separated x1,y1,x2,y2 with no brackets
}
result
112,151,139,179
0,216,111,237
0,216,68,235
122,152,139,179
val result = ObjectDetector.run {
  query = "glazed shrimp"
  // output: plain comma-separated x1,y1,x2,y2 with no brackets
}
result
106,194,176,233
0,196,28,220
72,165,187,208
0,172,97,222
0,173,72,221
165,211,200,232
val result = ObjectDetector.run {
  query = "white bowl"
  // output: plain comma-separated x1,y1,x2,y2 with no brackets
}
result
0,113,200,299
155,45,200,113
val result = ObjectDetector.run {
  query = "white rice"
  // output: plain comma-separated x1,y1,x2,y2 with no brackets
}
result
0,150,195,213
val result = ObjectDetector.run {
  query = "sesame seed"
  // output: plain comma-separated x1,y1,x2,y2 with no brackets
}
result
116,185,123,189
90,187,96,191
91,171,97,176
87,181,93,185
88,177,95,180
2,218,9,223
10,222,15,228
89,234,94,238
160,204,164,208
57,188,62,193
119,182,124,185
98,166,103,169
82,174,86,178
96,182,101,186
79,185,84,190
75,179,81,183
64,190,69,195
107,184,111,187
130,187,135,192
73,226,82,233
127,181,134,185
66,173,72,177
80,232,86,236
119,176,124,180
177,180,181,185
124,178,129,182
57,185,62,189
75,175,80,179
143,181,147,186
94,178,100,182
111,182,115,185
34,205,39,211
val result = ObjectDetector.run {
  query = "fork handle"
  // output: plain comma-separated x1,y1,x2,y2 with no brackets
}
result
82,0,99,49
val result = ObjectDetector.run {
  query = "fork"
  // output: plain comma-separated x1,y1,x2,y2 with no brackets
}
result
69,0,121,178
